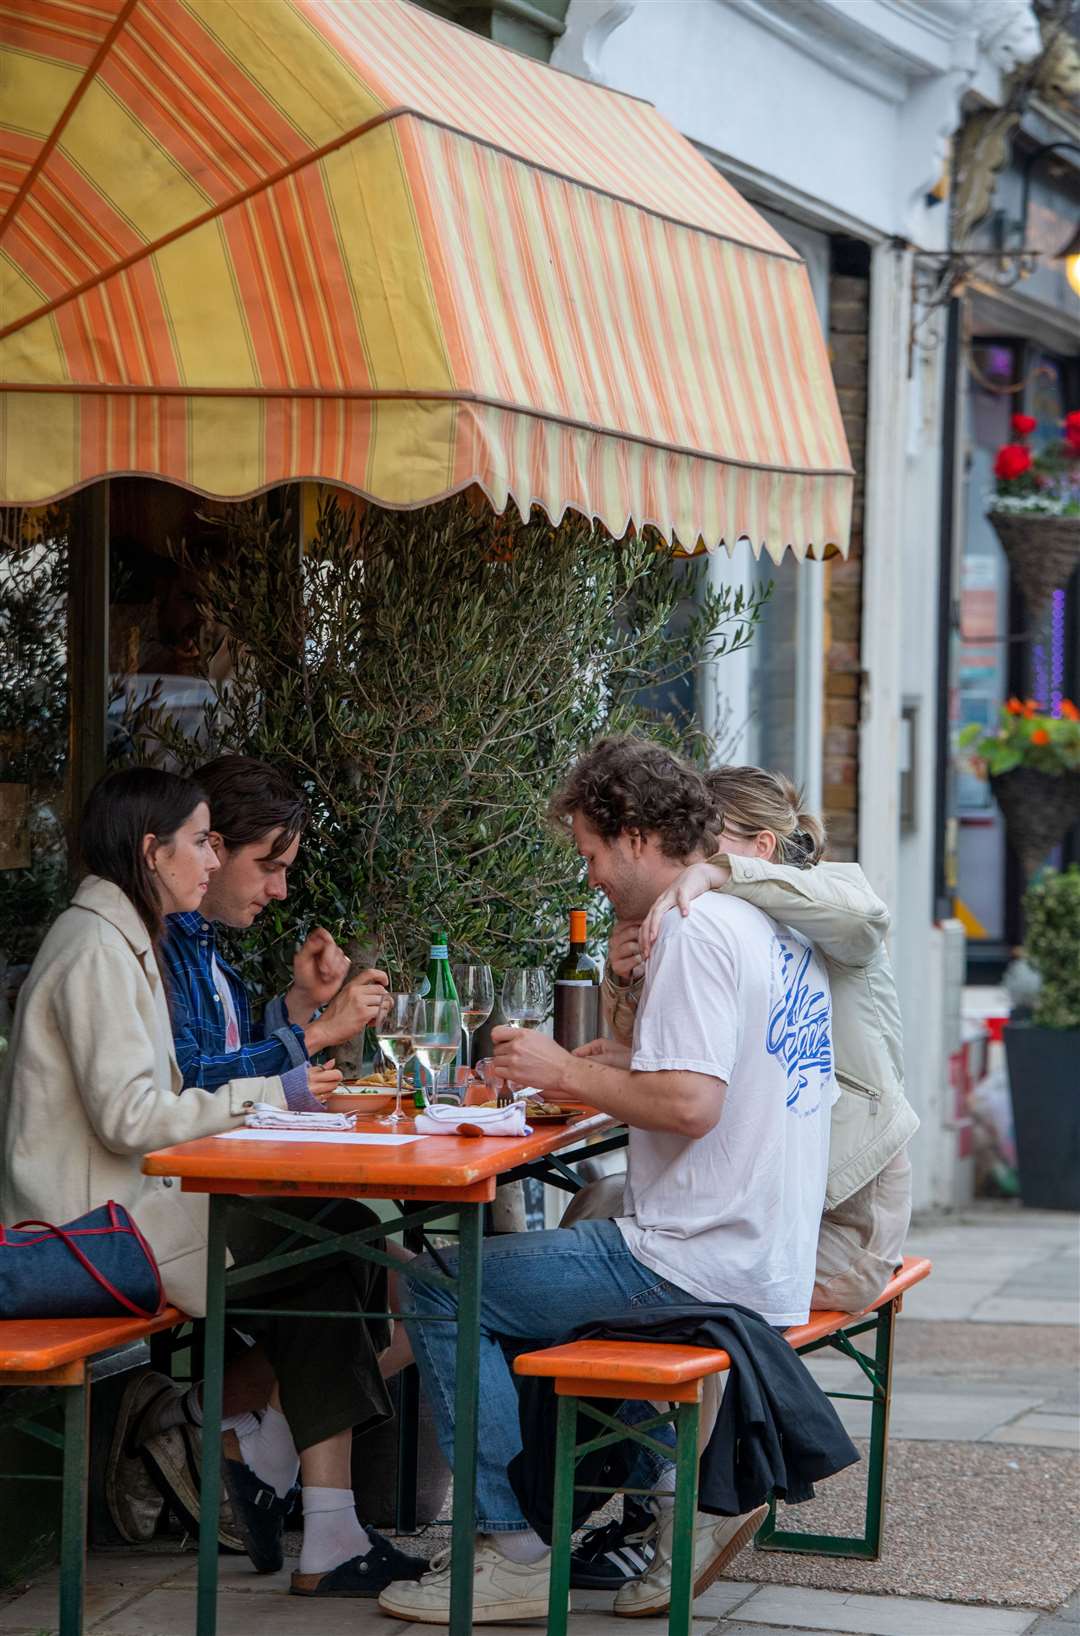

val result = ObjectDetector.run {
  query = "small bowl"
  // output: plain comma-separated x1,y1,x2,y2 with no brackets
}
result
328,1088,397,1115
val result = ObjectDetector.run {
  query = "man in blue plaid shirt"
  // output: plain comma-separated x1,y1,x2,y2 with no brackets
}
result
160,755,390,1101
143,756,423,1600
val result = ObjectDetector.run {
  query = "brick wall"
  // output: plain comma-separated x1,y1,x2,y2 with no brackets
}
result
823,266,869,862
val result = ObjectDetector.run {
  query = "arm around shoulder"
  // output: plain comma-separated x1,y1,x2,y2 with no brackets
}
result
718,855,890,967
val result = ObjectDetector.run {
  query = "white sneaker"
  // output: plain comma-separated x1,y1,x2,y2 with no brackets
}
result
612,1503,768,1617
378,1541,556,1624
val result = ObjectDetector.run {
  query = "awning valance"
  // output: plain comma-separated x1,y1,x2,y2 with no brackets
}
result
0,0,853,561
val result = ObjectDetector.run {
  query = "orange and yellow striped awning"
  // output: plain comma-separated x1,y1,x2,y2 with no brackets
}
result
0,0,853,561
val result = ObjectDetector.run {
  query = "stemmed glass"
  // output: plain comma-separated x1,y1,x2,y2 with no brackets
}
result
498,968,551,1104
501,967,551,1031
412,997,463,1107
376,992,420,1126
452,963,494,1069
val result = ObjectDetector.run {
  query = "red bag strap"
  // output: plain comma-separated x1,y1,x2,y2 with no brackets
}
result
10,1217,159,1321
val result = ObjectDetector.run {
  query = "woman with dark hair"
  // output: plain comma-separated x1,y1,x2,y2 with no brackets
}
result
0,766,298,1317
0,769,426,1598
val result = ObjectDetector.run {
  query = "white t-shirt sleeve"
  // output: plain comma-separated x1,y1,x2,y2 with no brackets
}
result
631,918,739,1080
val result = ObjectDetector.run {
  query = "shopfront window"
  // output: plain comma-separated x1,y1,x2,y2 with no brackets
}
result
956,340,1079,963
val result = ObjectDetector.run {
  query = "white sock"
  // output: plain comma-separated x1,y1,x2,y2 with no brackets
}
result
653,1464,677,1511
489,1529,550,1565
236,1405,300,1499
298,1487,372,1575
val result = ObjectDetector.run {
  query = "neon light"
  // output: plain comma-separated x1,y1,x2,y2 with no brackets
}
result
1051,589,1065,717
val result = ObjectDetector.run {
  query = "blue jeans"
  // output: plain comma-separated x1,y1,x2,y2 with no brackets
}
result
400,1218,698,1530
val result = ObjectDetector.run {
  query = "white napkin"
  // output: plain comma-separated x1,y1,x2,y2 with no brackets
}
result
246,1103,356,1130
414,1102,531,1137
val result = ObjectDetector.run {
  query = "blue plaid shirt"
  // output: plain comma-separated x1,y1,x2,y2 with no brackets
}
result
161,912,309,1091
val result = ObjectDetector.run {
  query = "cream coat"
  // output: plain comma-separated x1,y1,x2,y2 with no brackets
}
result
0,876,287,1316
601,857,918,1210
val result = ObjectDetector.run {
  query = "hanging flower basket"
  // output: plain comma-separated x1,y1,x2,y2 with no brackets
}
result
988,411,1080,624
960,697,1080,881
989,767,1080,881
987,512,1080,625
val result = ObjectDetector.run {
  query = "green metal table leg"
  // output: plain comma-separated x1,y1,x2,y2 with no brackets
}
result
667,1401,701,1636
546,1394,578,1636
449,1202,483,1636
863,1298,896,1557
197,1194,230,1636
58,1380,88,1636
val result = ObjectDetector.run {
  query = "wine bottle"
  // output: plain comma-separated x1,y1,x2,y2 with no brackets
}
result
553,909,600,1052
414,933,459,1109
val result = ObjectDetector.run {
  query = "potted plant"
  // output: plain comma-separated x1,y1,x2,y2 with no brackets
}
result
1003,865,1080,1211
987,410,1080,622
959,697,1080,881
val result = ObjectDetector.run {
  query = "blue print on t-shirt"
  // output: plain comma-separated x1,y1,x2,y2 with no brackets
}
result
766,937,833,1110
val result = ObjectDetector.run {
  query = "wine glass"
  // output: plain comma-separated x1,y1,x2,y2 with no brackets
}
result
376,992,420,1126
501,967,551,1030
452,963,494,1068
412,997,463,1108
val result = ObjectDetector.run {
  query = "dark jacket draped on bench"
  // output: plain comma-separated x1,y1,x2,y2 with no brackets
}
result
509,1303,860,1538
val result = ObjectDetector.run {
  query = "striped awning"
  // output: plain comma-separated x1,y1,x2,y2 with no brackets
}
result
0,0,853,561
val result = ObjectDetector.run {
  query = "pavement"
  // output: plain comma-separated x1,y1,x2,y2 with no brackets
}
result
2,1203,1077,1636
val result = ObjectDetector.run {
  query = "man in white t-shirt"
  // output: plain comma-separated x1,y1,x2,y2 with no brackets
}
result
382,736,837,1626
622,888,837,1326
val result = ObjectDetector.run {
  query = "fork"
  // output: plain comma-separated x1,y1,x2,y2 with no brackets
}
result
496,1078,514,1108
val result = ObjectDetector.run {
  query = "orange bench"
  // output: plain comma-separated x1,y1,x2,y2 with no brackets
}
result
515,1255,932,1636
0,1309,184,1636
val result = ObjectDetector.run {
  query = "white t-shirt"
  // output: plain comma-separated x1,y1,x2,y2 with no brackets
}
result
211,952,242,1052
615,893,838,1326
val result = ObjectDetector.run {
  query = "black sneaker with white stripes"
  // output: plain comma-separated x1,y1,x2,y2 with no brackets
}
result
569,1498,660,1590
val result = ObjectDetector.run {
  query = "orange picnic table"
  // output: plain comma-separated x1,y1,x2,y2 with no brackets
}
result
143,1110,620,1636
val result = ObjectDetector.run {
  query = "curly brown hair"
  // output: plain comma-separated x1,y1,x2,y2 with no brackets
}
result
550,737,717,859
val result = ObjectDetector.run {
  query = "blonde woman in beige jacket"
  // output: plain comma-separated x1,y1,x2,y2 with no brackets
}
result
1,769,427,1598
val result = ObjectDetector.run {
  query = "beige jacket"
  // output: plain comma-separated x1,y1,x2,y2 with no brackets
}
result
601,856,918,1209
0,877,287,1316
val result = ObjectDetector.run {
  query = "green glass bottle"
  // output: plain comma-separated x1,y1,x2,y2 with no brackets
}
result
553,909,600,1052
413,932,459,1110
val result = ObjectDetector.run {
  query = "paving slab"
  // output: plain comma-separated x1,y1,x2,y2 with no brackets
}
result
970,1298,1078,1326
732,1585,1040,1634
0,1550,188,1630
895,1280,1004,1321
1029,1591,1080,1632
88,1585,392,1635
987,1412,1080,1451
574,1580,757,1619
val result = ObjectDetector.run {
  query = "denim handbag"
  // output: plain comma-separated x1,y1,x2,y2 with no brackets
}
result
0,1201,165,1320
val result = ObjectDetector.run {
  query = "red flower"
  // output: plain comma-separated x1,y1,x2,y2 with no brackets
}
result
1061,699,1079,722
1011,413,1037,437
1031,728,1050,746
1066,411,1080,453
1005,697,1024,715
1022,699,1040,719
994,443,1032,481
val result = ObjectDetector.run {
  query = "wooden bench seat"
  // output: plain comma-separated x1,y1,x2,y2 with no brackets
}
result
513,1256,933,1636
0,1307,186,1636
515,1255,933,1400
0,1308,185,1386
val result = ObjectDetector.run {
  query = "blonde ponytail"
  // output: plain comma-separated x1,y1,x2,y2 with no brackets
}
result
703,766,827,868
